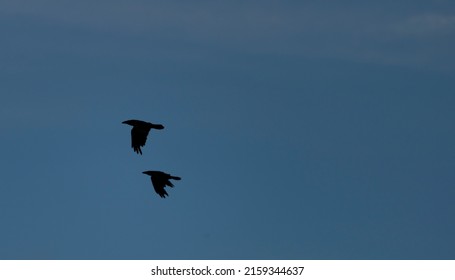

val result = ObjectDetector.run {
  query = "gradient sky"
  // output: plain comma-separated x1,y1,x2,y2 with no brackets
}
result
1,1,454,259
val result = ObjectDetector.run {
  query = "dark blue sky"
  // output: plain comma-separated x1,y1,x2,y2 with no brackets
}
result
1,1,454,259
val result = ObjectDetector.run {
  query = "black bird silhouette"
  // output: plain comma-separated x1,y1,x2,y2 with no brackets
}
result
122,119,164,154
142,171,181,198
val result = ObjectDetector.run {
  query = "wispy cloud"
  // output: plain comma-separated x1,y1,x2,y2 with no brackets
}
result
2,1,455,71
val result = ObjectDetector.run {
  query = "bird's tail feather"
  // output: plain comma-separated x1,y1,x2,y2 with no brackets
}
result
170,176,181,180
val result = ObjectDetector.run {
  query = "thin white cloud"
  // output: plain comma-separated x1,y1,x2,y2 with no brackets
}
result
2,1,455,71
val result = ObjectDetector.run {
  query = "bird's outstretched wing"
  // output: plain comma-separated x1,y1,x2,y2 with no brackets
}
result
131,126,151,155
151,176,170,198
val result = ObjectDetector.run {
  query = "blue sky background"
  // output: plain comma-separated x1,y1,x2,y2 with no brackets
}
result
1,1,454,259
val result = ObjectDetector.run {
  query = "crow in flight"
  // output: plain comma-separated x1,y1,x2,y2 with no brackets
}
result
122,119,164,155
142,171,181,198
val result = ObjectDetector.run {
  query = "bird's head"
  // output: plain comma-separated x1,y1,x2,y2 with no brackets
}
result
142,171,155,176
122,120,135,126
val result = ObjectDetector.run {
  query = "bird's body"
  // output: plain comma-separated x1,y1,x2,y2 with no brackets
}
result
122,119,164,154
142,171,181,198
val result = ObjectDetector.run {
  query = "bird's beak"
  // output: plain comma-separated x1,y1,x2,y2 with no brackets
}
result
121,121,127,124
